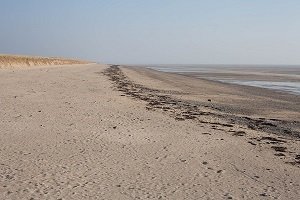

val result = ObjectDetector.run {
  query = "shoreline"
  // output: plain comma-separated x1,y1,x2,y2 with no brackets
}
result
180,73,300,96
123,66,300,122
141,65,300,96
106,64,300,160
110,66,300,138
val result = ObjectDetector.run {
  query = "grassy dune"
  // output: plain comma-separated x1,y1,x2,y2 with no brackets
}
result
0,54,90,69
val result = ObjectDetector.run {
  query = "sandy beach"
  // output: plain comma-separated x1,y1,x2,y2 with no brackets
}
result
0,63,300,199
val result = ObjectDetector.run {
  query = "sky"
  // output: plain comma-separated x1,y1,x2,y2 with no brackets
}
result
1,0,300,65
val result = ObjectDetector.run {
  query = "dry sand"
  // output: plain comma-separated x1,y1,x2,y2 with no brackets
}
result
0,63,300,199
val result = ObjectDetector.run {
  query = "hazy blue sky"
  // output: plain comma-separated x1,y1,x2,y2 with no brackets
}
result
1,0,300,64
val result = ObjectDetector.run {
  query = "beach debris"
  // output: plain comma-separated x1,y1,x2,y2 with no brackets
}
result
260,136,285,142
175,116,185,121
232,131,246,136
248,141,257,146
259,193,268,197
271,146,287,152
274,153,285,157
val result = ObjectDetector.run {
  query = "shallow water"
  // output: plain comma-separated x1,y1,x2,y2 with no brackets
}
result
145,65,300,95
214,79,300,95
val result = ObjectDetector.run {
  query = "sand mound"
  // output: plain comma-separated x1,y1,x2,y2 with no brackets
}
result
0,54,91,69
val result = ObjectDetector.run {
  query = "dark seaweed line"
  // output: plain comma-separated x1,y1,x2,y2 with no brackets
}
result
102,65,300,139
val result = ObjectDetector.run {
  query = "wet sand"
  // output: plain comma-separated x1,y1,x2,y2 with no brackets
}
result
0,64,300,199
123,66,300,124
145,64,300,82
